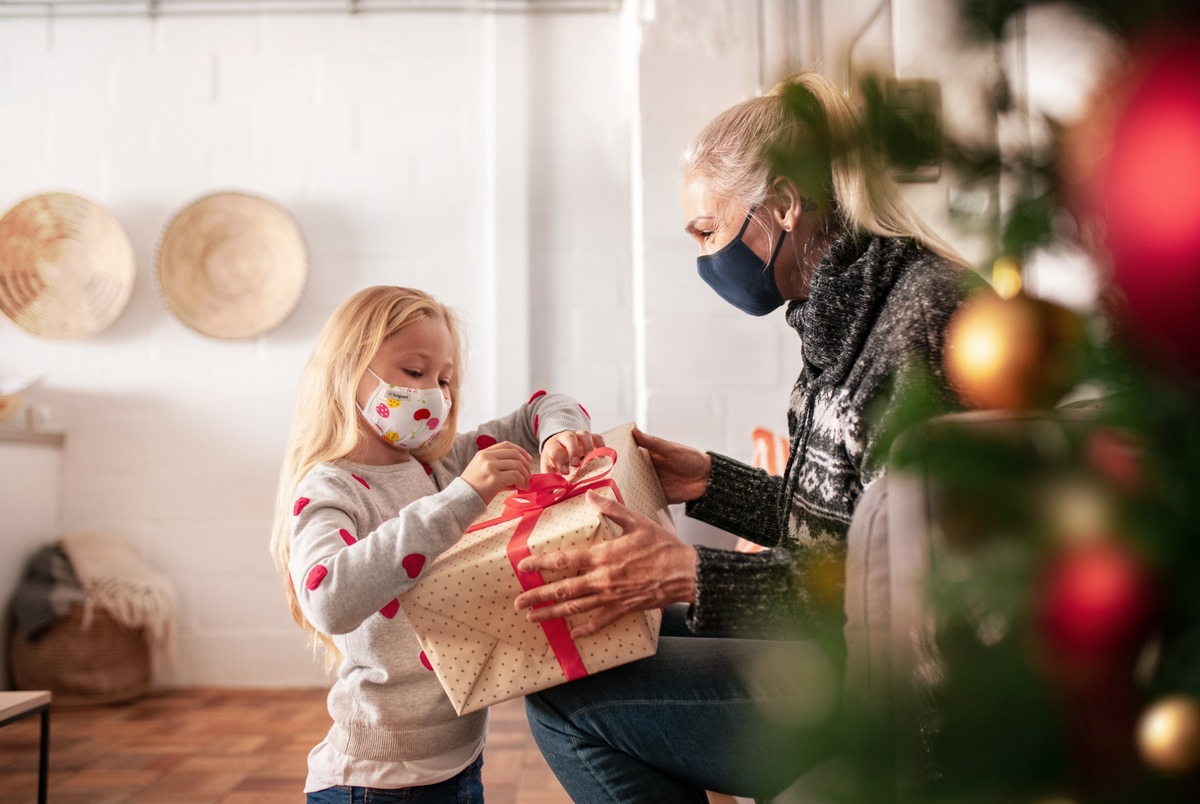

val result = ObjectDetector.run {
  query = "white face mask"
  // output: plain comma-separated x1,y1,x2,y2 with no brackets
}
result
358,367,452,451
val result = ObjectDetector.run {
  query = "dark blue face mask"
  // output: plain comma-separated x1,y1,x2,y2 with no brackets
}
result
696,210,787,316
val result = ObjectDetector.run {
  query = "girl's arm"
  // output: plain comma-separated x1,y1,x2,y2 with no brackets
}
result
440,389,592,476
288,469,486,636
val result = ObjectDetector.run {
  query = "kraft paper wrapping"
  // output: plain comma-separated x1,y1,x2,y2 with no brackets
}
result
399,422,670,715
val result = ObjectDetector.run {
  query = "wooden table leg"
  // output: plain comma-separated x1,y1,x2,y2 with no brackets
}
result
38,705,49,804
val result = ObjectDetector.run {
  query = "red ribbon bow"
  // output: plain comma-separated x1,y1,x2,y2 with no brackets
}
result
466,446,623,681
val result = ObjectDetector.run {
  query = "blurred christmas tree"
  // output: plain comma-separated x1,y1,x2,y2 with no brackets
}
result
815,1,1200,801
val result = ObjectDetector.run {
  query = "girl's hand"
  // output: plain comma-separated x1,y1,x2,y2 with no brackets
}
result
631,427,712,504
461,441,533,505
540,429,606,475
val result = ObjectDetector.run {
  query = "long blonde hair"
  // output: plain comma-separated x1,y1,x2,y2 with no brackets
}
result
682,71,965,265
269,286,465,664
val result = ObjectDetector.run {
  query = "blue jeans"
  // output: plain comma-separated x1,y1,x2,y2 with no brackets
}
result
525,611,842,803
306,753,484,803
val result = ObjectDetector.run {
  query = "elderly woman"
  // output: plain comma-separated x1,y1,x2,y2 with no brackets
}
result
515,71,984,802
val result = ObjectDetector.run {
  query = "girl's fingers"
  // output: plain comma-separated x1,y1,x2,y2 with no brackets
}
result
484,441,532,463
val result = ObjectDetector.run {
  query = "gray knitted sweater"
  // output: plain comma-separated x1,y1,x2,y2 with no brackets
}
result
289,392,589,762
685,233,985,634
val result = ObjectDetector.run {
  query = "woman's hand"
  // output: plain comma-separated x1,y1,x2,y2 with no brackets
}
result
632,427,712,504
513,491,699,638
461,441,532,505
540,429,606,474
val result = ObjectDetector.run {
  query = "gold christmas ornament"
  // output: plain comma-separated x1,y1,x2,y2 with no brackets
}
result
991,256,1024,300
1137,694,1200,774
944,292,1085,410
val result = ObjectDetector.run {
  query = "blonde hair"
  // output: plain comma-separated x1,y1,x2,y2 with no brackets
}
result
682,71,965,266
269,286,465,665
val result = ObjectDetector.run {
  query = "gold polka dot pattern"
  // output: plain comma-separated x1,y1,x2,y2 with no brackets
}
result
399,422,671,715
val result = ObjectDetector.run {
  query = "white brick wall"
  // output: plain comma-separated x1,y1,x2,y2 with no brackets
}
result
0,9,632,688
0,0,1104,687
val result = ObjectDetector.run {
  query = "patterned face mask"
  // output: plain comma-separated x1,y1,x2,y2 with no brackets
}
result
358,367,452,450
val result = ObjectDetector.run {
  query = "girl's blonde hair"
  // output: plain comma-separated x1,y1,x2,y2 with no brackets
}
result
682,71,965,266
269,285,465,664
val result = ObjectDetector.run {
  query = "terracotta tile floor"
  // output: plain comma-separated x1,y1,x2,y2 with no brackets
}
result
0,688,571,803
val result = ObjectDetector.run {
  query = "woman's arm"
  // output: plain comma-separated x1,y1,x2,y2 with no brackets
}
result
512,489,833,637
685,453,788,548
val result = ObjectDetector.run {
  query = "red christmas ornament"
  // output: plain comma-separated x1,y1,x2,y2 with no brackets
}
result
1083,427,1145,495
1036,542,1157,664
1102,34,1200,374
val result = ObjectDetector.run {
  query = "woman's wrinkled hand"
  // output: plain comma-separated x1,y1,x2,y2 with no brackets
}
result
461,441,532,505
539,429,606,475
512,491,699,638
632,427,712,504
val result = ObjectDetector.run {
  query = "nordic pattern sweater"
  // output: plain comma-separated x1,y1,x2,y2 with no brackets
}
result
288,392,589,762
685,233,987,634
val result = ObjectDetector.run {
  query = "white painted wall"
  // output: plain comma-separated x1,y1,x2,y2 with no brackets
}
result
0,0,1112,687
0,8,632,687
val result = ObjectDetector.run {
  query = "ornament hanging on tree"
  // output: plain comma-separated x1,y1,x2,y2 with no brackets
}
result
1083,427,1146,495
1137,694,1200,774
944,287,1085,410
1100,34,1200,376
1035,541,1158,668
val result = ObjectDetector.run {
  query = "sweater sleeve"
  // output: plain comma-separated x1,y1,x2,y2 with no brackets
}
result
683,451,822,635
684,452,786,547
687,542,815,635
438,390,592,476
289,471,486,636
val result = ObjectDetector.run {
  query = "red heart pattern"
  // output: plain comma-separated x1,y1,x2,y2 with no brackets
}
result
476,434,497,449
293,497,310,516
339,529,356,545
413,408,431,421
402,554,426,578
420,651,433,671
305,566,328,591
379,599,400,619
527,389,547,404
352,474,370,489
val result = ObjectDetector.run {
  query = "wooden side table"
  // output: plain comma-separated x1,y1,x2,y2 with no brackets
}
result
0,690,50,804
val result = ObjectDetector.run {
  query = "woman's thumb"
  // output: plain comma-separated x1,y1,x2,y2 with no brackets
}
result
631,427,657,449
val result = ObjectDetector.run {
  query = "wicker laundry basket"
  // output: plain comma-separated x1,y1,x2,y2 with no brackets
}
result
8,603,151,706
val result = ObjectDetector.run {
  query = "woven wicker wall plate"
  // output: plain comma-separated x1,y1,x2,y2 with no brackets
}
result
0,192,135,339
154,191,307,339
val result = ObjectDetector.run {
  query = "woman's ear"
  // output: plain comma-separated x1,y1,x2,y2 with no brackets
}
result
770,176,809,233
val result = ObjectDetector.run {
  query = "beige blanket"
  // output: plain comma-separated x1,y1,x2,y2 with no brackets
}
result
60,531,175,666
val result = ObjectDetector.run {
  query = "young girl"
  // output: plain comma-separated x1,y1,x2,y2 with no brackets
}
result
270,286,599,803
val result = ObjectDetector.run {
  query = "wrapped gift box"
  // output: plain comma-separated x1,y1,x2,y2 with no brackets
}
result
399,422,670,715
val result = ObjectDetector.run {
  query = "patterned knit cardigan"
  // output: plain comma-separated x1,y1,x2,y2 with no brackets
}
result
684,233,986,635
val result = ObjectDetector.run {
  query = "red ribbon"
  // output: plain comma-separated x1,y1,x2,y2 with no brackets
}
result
466,447,623,682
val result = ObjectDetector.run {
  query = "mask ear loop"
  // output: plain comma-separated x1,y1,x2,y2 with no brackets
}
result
734,207,757,241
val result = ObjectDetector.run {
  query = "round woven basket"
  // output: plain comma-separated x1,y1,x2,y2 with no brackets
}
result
0,192,135,339
154,191,307,339
9,604,151,707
